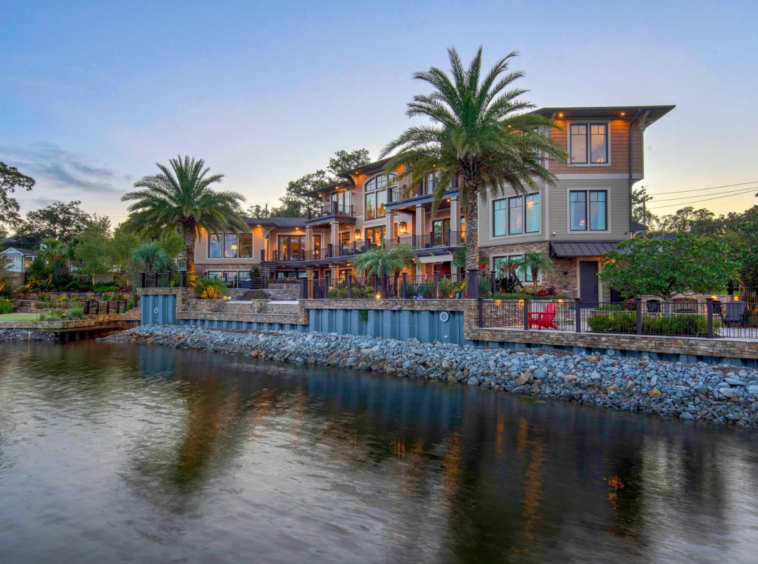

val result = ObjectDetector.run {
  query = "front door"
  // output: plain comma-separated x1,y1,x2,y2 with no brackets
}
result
579,261,599,308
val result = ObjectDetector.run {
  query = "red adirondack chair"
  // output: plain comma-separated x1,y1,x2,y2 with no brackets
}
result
528,302,559,330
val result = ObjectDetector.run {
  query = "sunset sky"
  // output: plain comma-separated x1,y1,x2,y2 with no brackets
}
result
2,0,756,225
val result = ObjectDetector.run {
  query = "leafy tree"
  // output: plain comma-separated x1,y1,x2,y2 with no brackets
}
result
73,216,114,285
519,250,554,290
122,155,248,275
599,234,739,302
381,48,565,285
631,186,659,230
353,244,416,278
12,201,91,247
328,149,371,176
245,204,272,218
723,205,758,292
0,256,15,295
659,206,725,237
131,242,171,274
0,162,35,235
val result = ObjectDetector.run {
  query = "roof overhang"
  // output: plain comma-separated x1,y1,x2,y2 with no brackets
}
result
533,105,675,127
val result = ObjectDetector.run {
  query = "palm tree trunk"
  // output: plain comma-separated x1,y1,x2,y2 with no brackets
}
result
184,222,196,276
465,193,480,298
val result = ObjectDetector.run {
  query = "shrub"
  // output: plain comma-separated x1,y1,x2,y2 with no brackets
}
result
40,309,65,321
126,299,135,311
57,296,70,302
586,312,720,337
195,277,228,299
0,298,14,314
595,304,625,311
531,286,557,297
67,306,85,319
37,292,51,302
437,278,456,299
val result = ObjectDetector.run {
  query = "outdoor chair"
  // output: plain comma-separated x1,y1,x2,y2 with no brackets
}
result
528,302,559,330
721,301,747,327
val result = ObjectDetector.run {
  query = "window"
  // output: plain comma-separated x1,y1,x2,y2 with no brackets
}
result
208,234,222,258
432,219,451,246
224,233,238,258
238,233,253,258
493,193,540,237
339,232,350,249
238,271,251,281
525,194,540,233
509,197,523,235
313,235,321,258
570,123,608,165
460,216,466,244
207,271,222,279
570,190,607,231
23,256,34,270
493,255,534,283
329,190,350,214
364,174,396,219
364,226,385,247
278,235,305,260
493,199,507,237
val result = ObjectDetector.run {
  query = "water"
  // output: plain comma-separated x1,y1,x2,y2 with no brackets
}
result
1,342,758,563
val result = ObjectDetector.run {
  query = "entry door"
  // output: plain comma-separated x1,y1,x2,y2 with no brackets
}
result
579,261,599,308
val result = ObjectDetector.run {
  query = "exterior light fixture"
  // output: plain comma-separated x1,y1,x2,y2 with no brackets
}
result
354,230,362,240
398,222,408,234
375,292,381,300
620,112,626,116
710,295,718,300
558,112,564,118
734,295,740,301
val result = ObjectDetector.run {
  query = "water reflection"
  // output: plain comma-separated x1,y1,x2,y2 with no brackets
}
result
1,341,758,563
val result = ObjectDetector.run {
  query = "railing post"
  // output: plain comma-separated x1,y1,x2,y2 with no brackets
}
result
153,273,158,288
139,272,146,288
490,270,496,296
347,275,353,299
478,297,484,327
706,297,714,338
467,269,479,299
523,298,530,330
105,301,110,315
575,297,582,333
434,272,439,299
84,301,90,316
372,274,378,294
636,298,643,335
401,272,407,299
180,271,187,288
299,278,308,300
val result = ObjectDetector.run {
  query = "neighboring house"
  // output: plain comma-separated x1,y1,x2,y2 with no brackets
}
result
478,105,674,305
0,247,37,272
193,103,674,298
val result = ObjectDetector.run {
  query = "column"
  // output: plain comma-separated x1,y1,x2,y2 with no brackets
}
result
385,210,394,245
415,205,425,277
449,197,461,276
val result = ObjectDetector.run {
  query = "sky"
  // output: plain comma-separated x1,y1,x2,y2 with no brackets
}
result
1,0,757,226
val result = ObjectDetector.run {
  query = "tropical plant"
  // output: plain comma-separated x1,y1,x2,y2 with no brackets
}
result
380,48,566,289
0,298,14,314
122,156,248,275
131,242,171,274
352,243,416,278
519,251,554,290
194,277,228,299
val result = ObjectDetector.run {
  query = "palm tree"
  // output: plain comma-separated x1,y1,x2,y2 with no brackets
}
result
381,48,566,296
122,156,248,275
39,238,70,276
131,242,171,274
353,244,416,278
519,250,554,290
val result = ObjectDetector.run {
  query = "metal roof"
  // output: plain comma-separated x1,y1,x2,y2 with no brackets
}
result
243,217,307,228
550,241,619,258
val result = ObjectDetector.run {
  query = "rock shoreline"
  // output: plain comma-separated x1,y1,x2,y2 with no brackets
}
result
104,325,758,428
0,329,56,342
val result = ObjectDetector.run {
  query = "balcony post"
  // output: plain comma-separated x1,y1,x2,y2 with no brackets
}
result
706,297,714,338
467,269,479,299
575,297,582,333
401,272,407,299
84,300,90,316
347,275,353,299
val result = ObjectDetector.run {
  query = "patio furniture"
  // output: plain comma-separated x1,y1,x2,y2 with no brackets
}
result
528,302,558,330
721,301,747,327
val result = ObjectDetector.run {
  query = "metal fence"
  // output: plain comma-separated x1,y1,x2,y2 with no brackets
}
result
139,272,188,288
479,298,758,340
303,273,468,300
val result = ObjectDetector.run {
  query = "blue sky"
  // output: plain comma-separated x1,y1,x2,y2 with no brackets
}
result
1,0,757,225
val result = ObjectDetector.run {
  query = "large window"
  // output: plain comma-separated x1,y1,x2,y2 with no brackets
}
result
570,123,608,164
238,233,253,258
432,219,451,246
364,226,385,247
570,190,607,231
365,174,396,219
329,190,350,214
209,232,252,258
224,233,238,258
493,255,534,283
493,193,540,237
208,234,222,258
278,235,305,260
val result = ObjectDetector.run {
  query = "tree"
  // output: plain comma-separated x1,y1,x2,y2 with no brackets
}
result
631,186,659,230
659,206,725,237
519,250,554,290
328,149,371,176
39,238,71,277
353,244,416,278
12,201,91,248
0,256,15,295
121,155,248,275
73,216,114,285
599,234,739,302
131,242,171,274
245,204,272,218
380,48,565,293
723,205,758,292
0,162,35,235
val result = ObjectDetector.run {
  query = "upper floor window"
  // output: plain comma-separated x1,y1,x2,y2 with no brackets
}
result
493,193,540,237
569,123,608,165
365,174,396,219
329,190,350,214
570,190,607,231
364,226,385,247
208,232,252,258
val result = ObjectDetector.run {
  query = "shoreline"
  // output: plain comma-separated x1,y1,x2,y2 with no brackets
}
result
103,325,758,428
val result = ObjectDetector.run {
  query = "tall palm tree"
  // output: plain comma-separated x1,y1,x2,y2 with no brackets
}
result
381,48,566,295
122,156,248,275
519,250,554,290
131,242,171,274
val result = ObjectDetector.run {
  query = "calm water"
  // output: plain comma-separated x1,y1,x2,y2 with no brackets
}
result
1,343,758,563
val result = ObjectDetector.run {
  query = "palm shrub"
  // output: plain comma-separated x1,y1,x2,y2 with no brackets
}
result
122,156,248,275
353,243,416,278
381,48,566,293
519,251,554,290
195,277,228,299
131,242,171,274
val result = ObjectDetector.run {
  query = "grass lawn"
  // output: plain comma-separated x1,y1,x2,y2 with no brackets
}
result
0,313,43,322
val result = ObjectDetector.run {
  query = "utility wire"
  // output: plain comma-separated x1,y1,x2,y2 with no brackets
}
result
650,188,758,210
650,186,758,203
648,180,758,196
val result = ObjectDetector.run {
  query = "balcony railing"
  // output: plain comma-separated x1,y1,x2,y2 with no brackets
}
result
307,202,354,220
390,230,465,250
264,241,383,263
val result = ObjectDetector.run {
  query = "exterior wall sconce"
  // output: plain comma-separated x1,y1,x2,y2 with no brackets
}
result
354,230,362,240
398,222,408,234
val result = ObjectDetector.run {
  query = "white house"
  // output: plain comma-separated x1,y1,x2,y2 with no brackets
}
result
0,247,37,272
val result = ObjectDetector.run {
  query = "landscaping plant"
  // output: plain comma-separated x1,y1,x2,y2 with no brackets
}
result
195,277,228,299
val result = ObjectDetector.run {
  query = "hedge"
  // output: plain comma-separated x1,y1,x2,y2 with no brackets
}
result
586,312,720,337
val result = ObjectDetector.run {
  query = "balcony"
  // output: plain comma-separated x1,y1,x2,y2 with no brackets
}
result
306,202,356,225
263,241,381,264
390,230,465,252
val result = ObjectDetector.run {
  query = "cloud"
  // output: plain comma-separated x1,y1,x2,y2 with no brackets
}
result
0,144,124,194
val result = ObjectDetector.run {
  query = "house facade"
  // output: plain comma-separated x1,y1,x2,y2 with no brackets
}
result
0,247,36,272
193,104,673,299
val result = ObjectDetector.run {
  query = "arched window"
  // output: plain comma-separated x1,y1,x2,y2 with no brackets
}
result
364,174,397,219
